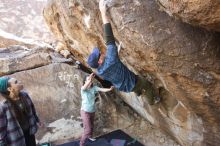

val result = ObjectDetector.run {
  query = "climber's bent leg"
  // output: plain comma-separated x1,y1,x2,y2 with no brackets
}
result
132,76,160,105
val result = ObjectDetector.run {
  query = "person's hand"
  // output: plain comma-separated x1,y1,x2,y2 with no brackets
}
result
99,0,107,14
87,73,95,83
110,86,114,91
37,122,44,128
89,73,95,80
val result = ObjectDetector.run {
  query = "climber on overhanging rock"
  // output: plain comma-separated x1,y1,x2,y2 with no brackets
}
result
87,0,161,105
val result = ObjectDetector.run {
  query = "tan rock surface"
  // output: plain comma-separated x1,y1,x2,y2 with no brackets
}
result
156,0,220,32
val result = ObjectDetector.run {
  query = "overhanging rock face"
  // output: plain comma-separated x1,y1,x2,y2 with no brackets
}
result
155,0,220,32
43,0,220,145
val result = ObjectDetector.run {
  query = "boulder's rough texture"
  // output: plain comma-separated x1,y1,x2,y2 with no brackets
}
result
43,0,220,146
156,0,220,32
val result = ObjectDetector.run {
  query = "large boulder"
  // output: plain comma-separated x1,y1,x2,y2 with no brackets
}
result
43,0,220,145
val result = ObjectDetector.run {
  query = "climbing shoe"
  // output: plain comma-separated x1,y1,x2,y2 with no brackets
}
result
154,96,161,104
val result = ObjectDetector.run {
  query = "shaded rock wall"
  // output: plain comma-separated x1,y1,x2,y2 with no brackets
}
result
43,0,220,146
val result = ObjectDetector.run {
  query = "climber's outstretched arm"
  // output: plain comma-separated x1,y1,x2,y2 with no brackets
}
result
99,0,109,24
99,0,115,45
97,86,114,92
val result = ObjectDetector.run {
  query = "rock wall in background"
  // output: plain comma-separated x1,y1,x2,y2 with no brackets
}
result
0,0,53,46
43,0,220,146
